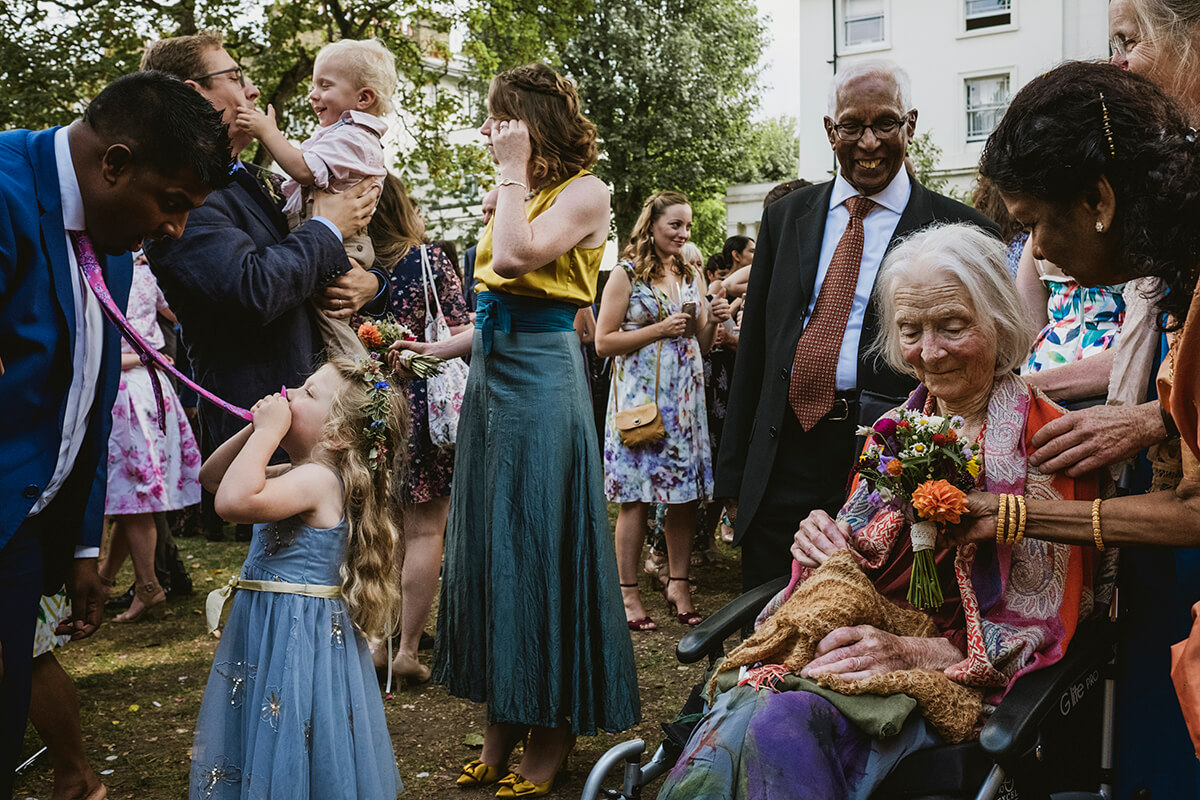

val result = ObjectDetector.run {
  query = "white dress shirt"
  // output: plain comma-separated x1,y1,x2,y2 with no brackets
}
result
804,168,911,391
29,127,105,558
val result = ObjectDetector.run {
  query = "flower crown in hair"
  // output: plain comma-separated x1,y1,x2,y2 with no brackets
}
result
359,358,394,473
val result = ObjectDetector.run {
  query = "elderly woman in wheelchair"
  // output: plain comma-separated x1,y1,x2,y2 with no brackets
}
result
657,223,1116,800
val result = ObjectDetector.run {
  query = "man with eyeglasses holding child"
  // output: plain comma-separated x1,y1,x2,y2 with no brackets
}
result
716,59,998,593
140,33,386,541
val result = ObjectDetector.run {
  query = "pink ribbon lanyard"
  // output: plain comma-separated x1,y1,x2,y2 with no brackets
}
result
69,231,253,430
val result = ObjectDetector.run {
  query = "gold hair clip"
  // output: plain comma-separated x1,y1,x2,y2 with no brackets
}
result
1099,92,1117,159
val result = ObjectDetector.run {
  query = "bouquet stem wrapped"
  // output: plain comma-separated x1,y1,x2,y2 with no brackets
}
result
855,411,980,610
356,317,445,378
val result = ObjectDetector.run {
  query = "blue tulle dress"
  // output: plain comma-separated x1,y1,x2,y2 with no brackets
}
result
189,517,400,799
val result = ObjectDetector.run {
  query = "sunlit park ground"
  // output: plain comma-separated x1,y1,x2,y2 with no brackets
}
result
15,511,744,800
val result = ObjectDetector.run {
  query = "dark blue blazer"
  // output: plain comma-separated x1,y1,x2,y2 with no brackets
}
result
0,127,132,587
145,164,351,452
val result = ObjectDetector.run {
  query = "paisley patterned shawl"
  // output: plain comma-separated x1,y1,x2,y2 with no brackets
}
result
761,373,1114,692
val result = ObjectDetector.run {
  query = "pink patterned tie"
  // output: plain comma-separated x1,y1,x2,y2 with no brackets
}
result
788,195,876,430
70,230,253,430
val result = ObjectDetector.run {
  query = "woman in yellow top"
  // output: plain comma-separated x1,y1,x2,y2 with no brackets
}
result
425,63,640,797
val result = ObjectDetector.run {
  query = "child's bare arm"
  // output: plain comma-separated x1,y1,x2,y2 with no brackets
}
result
236,105,315,186
199,423,254,494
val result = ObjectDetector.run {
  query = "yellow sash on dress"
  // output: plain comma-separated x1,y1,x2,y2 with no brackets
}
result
205,575,341,635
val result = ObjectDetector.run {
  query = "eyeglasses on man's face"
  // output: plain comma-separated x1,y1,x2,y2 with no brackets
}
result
830,112,913,142
193,66,246,88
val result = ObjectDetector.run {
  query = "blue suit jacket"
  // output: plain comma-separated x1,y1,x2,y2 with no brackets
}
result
0,127,132,589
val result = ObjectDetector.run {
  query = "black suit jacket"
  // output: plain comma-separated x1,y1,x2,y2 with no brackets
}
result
145,163,351,451
714,179,999,537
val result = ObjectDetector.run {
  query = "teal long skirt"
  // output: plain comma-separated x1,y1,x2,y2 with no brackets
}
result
433,326,641,735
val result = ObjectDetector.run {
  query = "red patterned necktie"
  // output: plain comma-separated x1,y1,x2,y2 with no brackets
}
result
69,230,253,431
788,195,877,430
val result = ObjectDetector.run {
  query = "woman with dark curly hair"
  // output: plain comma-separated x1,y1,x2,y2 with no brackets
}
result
955,60,1200,787
430,63,639,797
955,61,1200,546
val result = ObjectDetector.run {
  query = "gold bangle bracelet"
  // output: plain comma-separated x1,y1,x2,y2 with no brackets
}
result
1092,498,1105,551
995,493,1009,546
1006,493,1019,544
1014,495,1027,545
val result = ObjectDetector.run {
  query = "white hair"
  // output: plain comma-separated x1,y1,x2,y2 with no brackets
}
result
826,59,913,117
872,223,1033,378
681,242,703,266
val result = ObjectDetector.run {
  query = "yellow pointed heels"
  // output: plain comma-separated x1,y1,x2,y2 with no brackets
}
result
456,759,509,788
494,735,574,798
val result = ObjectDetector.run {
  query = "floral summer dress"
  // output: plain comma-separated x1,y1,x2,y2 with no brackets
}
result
105,256,201,514
604,262,713,504
382,244,470,503
1022,261,1125,374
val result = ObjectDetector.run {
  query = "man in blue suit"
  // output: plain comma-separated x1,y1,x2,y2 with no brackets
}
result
141,32,384,541
0,72,231,796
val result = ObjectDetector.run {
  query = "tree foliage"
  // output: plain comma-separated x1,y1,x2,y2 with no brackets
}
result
9,0,766,242
731,116,799,184
3,0,579,224
690,195,728,261
558,0,764,243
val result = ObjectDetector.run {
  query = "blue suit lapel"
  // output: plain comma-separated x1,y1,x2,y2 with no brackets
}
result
29,127,76,347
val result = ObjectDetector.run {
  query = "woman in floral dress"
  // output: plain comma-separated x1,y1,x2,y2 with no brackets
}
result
596,191,731,631
97,254,201,621
368,174,471,682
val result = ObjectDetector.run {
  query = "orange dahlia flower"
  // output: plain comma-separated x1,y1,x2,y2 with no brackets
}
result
911,479,968,524
358,322,384,348
885,458,904,476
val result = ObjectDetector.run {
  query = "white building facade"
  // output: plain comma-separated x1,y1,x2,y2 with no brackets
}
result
729,0,1110,238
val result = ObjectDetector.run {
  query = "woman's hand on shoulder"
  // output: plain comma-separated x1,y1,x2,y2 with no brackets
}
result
790,509,851,568
800,625,962,679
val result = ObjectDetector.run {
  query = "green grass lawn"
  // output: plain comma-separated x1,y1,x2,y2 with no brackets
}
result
14,526,744,800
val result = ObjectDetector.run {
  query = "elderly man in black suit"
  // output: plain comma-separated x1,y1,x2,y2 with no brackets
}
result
716,59,998,592
141,32,386,539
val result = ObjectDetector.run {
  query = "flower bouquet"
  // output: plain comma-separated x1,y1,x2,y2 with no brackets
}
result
854,411,982,609
356,317,444,378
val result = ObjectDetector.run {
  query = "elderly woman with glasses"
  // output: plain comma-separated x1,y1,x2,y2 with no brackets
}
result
658,223,1111,800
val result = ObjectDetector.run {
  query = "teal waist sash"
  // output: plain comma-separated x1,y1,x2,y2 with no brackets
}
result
475,290,578,355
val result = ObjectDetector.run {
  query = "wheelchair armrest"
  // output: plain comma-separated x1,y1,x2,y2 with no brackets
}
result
978,619,1116,763
676,576,790,664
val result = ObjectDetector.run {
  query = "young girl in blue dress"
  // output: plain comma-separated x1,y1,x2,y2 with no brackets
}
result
189,357,408,800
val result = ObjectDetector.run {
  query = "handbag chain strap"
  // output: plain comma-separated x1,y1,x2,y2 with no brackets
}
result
612,264,664,414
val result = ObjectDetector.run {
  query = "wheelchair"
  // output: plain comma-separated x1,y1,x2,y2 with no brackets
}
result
581,576,1117,800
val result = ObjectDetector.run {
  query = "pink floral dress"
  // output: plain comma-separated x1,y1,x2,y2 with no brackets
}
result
104,256,201,515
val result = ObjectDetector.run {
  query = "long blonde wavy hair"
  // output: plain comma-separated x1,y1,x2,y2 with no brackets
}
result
622,190,695,285
313,357,410,640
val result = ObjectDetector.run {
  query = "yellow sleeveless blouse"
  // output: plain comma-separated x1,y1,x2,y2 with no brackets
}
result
473,170,605,306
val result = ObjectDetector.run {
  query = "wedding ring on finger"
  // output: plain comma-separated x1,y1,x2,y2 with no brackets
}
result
852,657,861,671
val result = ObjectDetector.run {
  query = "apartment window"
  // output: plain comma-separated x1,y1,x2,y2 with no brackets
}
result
965,74,1011,142
965,0,1012,30
844,0,886,48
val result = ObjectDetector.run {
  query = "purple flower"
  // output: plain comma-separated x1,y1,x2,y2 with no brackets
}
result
874,418,898,437
876,454,893,475
867,490,882,506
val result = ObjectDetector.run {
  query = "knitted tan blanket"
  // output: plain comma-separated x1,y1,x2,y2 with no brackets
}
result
711,550,984,743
